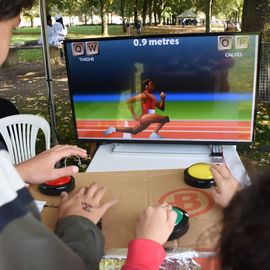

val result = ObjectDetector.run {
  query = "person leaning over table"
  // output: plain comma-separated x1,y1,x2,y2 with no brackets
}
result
210,164,270,270
0,1,118,269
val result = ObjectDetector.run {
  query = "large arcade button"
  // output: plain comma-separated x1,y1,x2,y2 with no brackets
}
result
168,206,189,241
39,176,75,196
184,163,215,189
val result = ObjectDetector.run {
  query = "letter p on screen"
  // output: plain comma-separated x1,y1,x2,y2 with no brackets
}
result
235,36,249,49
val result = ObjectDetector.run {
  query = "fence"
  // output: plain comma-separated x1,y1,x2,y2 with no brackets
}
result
258,42,270,102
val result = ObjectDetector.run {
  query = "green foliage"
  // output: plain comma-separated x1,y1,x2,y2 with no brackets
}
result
238,103,270,167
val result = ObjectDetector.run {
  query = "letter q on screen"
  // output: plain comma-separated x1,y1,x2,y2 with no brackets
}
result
72,42,85,56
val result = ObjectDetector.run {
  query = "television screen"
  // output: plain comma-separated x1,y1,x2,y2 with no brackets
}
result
64,33,259,144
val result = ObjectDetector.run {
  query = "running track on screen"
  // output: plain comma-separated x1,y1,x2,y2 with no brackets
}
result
76,120,252,141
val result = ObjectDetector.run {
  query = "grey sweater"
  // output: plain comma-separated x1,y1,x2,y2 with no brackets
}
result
0,150,104,270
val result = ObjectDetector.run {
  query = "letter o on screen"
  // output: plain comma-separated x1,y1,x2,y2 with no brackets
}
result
218,36,233,51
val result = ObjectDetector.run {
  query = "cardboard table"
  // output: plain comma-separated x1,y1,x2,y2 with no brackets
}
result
30,169,222,251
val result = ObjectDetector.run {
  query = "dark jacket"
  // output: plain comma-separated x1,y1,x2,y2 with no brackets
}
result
0,98,19,149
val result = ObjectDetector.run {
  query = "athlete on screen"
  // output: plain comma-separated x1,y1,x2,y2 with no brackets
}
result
104,79,170,139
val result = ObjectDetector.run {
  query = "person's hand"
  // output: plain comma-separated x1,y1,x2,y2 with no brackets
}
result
15,144,87,184
160,91,166,99
210,164,241,208
135,203,177,245
58,182,117,224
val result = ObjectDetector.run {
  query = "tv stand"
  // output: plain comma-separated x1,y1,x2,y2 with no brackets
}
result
87,143,250,186
112,143,211,156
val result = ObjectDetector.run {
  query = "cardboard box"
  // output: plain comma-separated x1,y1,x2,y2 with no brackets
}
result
31,169,222,251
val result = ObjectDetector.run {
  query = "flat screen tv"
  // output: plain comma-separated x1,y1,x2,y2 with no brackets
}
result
64,32,260,144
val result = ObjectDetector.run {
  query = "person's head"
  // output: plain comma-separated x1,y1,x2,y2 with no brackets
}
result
0,0,34,65
220,173,270,270
142,79,155,92
55,14,64,28
46,14,52,27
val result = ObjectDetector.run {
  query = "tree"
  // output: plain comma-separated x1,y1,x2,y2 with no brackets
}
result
120,0,127,31
78,0,98,24
99,0,114,36
148,0,153,25
153,0,172,25
242,0,270,36
205,0,213,32
23,0,39,27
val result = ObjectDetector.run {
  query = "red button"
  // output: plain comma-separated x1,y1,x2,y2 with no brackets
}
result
45,176,71,186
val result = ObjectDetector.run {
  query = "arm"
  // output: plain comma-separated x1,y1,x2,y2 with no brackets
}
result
210,164,242,207
126,93,145,121
156,92,166,111
15,144,87,184
122,239,166,270
55,216,104,270
54,23,67,37
122,203,176,270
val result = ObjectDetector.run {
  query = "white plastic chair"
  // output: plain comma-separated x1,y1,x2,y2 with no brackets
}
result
0,114,51,164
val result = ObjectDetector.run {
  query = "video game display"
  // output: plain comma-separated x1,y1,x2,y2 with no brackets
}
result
65,33,259,143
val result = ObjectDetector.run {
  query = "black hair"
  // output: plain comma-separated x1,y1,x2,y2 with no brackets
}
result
220,173,270,270
142,79,151,88
0,0,34,21
47,14,52,22
56,17,65,29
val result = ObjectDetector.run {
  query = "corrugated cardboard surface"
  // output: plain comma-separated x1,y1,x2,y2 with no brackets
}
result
31,169,222,251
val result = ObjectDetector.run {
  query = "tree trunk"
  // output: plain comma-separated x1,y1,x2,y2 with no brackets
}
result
153,1,157,25
84,13,87,25
120,0,126,32
142,0,147,26
90,8,94,24
31,16,34,28
242,0,270,34
157,10,162,25
205,0,213,33
148,0,153,25
100,0,108,36
134,0,138,25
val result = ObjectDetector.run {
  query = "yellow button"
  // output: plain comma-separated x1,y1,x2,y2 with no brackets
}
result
187,163,213,180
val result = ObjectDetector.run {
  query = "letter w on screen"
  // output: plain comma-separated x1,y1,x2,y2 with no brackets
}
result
86,42,99,56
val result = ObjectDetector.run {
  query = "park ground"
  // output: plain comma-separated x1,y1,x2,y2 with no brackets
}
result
1,24,270,177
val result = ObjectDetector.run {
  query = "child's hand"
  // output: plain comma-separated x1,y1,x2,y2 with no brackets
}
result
58,182,117,224
135,203,177,245
210,164,241,207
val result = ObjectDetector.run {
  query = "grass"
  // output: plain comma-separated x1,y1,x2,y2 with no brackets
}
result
12,25,126,62
11,24,224,62
11,25,125,45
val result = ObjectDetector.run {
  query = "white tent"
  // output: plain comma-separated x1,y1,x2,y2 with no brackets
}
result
176,10,198,25
176,10,197,19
